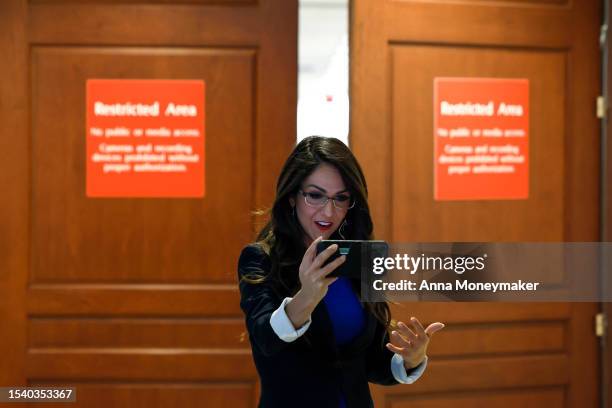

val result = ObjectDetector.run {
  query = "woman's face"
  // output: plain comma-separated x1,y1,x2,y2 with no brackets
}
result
290,163,351,246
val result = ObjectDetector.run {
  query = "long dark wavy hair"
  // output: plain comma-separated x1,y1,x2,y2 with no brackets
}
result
242,136,393,334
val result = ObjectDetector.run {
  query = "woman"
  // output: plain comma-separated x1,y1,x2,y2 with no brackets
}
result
238,136,444,408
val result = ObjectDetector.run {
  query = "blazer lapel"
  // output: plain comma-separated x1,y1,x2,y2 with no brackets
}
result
338,303,377,358
306,300,338,361
305,296,378,361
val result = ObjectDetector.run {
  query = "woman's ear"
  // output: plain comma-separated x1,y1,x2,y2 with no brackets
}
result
289,196,295,207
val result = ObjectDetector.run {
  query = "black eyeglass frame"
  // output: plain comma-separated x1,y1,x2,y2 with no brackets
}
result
298,189,356,210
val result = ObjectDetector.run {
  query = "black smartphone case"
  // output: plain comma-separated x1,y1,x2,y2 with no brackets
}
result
315,240,388,279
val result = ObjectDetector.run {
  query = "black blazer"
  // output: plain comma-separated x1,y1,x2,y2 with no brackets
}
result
238,244,409,408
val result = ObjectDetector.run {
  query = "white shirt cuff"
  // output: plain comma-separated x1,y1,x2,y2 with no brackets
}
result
269,297,312,342
391,354,428,384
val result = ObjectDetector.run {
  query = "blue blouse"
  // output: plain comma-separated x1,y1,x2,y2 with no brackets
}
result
323,277,366,345
323,277,366,407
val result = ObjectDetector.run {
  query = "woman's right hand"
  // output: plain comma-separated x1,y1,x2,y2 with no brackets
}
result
285,236,346,328
297,236,346,305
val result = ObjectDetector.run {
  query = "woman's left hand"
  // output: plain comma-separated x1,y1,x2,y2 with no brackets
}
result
386,317,445,370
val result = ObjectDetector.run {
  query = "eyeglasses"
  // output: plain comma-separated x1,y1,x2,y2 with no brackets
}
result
298,190,356,210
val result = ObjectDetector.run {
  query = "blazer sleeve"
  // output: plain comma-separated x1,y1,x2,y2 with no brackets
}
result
238,244,298,357
365,319,400,385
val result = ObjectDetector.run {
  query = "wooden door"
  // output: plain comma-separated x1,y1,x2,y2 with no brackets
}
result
351,1,601,407
604,1,612,404
0,1,296,407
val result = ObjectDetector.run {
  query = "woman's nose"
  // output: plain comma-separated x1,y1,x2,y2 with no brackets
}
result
323,199,334,217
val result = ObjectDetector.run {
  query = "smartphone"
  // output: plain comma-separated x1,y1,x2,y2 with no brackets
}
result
316,240,389,279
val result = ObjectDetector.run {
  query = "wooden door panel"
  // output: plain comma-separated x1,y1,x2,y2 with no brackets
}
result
29,5,262,46
31,47,255,284
387,387,564,408
27,285,239,316
28,318,246,348
383,3,572,48
381,353,568,391
391,45,565,241
425,320,566,356
24,384,254,408
26,352,255,381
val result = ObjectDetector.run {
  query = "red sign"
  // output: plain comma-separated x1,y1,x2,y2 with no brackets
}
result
434,78,529,200
86,79,205,197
